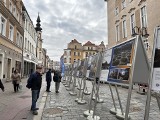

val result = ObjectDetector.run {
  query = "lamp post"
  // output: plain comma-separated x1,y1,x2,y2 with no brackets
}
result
132,26,150,50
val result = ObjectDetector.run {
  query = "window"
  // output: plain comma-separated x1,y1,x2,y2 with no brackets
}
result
74,52,76,56
122,20,127,38
0,16,6,36
20,36,23,48
9,1,12,12
9,24,14,41
16,32,20,46
86,52,88,57
116,25,120,41
75,45,77,49
78,52,80,56
115,7,119,16
122,0,126,9
130,14,135,34
3,0,6,6
12,6,16,16
69,58,71,63
25,38,27,49
88,47,90,50
141,6,147,27
28,41,29,50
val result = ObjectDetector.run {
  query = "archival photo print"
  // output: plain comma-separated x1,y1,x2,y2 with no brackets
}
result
88,55,98,79
78,60,85,77
111,40,134,66
154,49,160,68
108,68,130,83
100,49,112,81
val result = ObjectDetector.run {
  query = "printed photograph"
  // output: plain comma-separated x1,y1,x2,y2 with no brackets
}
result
101,49,112,70
111,41,134,66
154,49,160,68
108,68,130,83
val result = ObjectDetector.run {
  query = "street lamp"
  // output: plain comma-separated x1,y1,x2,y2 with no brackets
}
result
132,26,149,37
132,26,150,50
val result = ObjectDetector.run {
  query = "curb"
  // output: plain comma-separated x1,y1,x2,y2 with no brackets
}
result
33,92,48,120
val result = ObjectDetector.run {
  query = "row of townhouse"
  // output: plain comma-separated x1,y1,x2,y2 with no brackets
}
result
0,0,50,81
105,0,160,60
63,39,106,65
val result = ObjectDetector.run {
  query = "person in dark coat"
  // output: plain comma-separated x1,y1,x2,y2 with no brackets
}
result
27,65,42,115
0,79,4,92
46,69,52,92
53,70,62,93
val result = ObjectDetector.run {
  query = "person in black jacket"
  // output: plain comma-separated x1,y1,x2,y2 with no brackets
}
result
53,70,62,93
46,69,52,92
0,79,4,92
28,65,42,115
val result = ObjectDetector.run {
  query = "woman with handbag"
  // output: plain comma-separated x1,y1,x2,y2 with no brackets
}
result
53,70,62,93
11,69,21,92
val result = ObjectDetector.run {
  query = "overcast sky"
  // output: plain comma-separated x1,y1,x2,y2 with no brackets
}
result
23,0,108,61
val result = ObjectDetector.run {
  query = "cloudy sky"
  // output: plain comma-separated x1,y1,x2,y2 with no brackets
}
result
23,0,108,61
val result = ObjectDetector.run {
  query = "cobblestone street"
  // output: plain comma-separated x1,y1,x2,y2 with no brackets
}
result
41,79,160,120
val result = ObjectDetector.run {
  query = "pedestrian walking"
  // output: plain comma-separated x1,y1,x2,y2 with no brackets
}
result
0,79,4,92
53,70,62,93
27,65,42,115
11,69,21,92
46,69,52,92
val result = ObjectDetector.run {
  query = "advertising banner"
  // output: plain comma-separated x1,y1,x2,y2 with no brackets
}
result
107,40,135,84
100,49,112,81
152,28,160,91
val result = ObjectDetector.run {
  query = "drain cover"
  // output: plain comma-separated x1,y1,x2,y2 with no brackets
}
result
130,106,142,112
43,108,63,117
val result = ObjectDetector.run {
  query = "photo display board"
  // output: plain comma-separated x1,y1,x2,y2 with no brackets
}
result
88,54,99,79
100,49,112,81
73,61,78,76
152,28,160,91
86,56,93,78
77,59,85,78
107,40,135,84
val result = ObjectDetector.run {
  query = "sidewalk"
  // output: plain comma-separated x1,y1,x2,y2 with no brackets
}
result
41,79,160,120
0,74,47,120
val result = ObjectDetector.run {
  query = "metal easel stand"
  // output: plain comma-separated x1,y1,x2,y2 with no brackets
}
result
77,77,84,90
64,75,70,87
83,78,91,95
114,84,128,120
83,77,97,117
69,75,77,96
75,77,84,102
77,76,87,104
109,83,121,115
66,72,73,90
87,77,101,120
91,81,103,103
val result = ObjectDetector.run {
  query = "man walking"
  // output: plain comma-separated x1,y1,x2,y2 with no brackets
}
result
46,69,52,92
27,65,42,115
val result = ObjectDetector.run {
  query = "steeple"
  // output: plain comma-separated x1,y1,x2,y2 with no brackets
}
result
35,13,42,32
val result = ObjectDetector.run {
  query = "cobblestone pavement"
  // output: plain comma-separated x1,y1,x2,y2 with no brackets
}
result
0,74,47,120
42,78,160,120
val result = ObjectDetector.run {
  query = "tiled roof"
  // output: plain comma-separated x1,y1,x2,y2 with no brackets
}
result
83,41,95,46
69,39,79,44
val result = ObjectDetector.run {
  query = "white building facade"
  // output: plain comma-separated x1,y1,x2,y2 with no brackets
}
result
22,7,38,76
